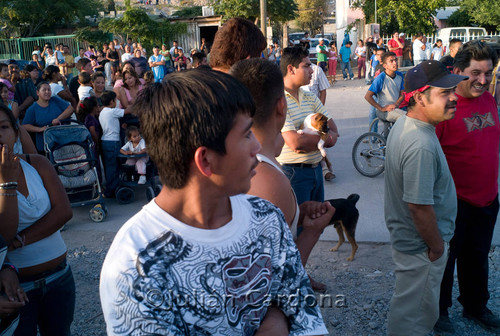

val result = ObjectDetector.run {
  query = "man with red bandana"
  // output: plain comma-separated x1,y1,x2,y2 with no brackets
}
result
434,41,500,334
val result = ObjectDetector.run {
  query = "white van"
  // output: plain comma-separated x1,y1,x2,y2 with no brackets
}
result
437,27,487,54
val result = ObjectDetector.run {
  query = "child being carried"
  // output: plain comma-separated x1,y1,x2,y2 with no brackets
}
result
120,125,148,184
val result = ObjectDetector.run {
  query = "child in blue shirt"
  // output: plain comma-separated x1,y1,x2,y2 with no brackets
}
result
339,41,354,80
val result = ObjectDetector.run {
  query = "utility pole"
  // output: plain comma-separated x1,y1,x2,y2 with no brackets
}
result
374,0,377,24
260,0,267,39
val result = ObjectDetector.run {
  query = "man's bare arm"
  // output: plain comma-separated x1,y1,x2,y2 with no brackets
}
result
407,203,444,261
282,130,321,153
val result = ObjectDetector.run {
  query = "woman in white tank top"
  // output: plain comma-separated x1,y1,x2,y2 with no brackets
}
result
0,105,75,335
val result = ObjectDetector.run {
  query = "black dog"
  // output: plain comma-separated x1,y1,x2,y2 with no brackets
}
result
327,194,360,261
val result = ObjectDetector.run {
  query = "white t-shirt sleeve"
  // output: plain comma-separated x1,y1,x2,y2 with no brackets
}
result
112,108,125,118
121,141,132,152
137,138,146,151
50,83,64,97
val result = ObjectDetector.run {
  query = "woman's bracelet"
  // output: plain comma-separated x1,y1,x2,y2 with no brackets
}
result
0,182,18,189
1,263,18,275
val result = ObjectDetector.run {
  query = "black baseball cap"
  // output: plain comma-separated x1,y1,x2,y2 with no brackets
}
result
404,60,468,93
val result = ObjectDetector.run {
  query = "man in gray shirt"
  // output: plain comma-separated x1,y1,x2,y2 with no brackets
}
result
385,60,467,336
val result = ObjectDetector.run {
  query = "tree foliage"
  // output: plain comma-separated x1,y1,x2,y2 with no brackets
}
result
210,0,297,24
0,0,103,37
446,7,472,27
74,27,112,47
375,0,446,34
172,6,203,18
295,0,328,34
461,0,500,31
97,8,187,51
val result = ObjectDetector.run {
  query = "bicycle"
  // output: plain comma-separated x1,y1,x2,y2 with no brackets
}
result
352,117,393,177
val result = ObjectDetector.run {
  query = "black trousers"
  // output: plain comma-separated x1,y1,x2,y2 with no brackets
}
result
439,195,499,315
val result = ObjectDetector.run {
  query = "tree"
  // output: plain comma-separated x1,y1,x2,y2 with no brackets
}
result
375,0,446,34
210,0,297,24
295,0,328,34
461,0,500,31
74,27,112,47
0,0,103,37
447,7,472,27
97,8,187,51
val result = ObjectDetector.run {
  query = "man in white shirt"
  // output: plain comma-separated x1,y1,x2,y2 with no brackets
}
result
413,33,426,65
121,45,133,63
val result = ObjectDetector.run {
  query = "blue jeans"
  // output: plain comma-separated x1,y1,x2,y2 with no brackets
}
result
369,96,379,133
281,164,324,205
16,263,75,336
340,61,354,79
101,140,121,197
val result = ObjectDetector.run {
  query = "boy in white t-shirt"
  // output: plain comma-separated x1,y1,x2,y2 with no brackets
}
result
119,125,148,184
99,70,329,335
77,72,94,101
99,91,134,197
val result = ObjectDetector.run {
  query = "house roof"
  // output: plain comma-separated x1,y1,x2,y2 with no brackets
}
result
435,6,459,20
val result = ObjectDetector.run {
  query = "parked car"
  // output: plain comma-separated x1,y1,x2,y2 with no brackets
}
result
437,27,487,54
288,32,306,46
308,38,330,64
315,33,335,42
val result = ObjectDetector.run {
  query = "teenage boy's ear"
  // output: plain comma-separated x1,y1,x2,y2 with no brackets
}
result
286,64,296,76
193,146,214,177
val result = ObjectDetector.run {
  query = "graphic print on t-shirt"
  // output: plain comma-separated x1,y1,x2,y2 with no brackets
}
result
109,196,326,335
463,112,496,132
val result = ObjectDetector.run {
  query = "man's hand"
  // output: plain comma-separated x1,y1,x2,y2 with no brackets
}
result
381,104,396,112
255,306,289,336
428,245,444,262
324,130,339,147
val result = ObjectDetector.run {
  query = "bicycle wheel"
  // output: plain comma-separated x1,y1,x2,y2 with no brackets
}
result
352,132,386,177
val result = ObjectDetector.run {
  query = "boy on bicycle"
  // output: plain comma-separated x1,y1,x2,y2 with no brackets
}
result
364,51,405,135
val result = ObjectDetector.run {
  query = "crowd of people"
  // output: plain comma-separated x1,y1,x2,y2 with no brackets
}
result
0,16,499,336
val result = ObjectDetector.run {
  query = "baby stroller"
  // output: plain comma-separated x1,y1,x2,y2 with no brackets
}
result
43,121,107,222
116,153,162,204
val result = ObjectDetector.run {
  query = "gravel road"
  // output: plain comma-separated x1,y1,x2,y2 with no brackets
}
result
63,230,500,336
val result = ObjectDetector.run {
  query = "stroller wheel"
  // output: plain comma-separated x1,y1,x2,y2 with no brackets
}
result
116,187,135,204
145,187,155,202
89,205,106,222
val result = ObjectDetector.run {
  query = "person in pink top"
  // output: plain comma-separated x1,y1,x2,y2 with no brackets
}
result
434,41,500,334
388,32,404,68
327,42,337,83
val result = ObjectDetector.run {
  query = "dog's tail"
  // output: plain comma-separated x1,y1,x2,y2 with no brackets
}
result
347,194,360,205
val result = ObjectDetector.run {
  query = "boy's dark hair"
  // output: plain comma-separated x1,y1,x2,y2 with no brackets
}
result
78,72,91,85
76,58,91,71
192,52,206,67
209,17,267,71
24,64,37,72
100,91,117,107
449,38,462,47
454,40,498,72
126,125,139,139
153,45,160,49
345,41,352,46
280,47,309,76
134,69,255,189
414,32,423,38
382,51,397,64
0,63,8,72
230,58,284,127
42,65,60,81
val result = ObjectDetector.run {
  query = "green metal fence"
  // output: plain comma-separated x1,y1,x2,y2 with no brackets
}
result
0,35,89,60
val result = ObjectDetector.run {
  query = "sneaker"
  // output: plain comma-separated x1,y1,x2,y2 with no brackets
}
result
138,175,147,185
433,314,455,335
350,77,354,80
344,78,347,81
463,308,500,331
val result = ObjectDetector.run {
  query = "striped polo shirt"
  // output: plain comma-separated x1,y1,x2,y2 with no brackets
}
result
277,88,333,165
